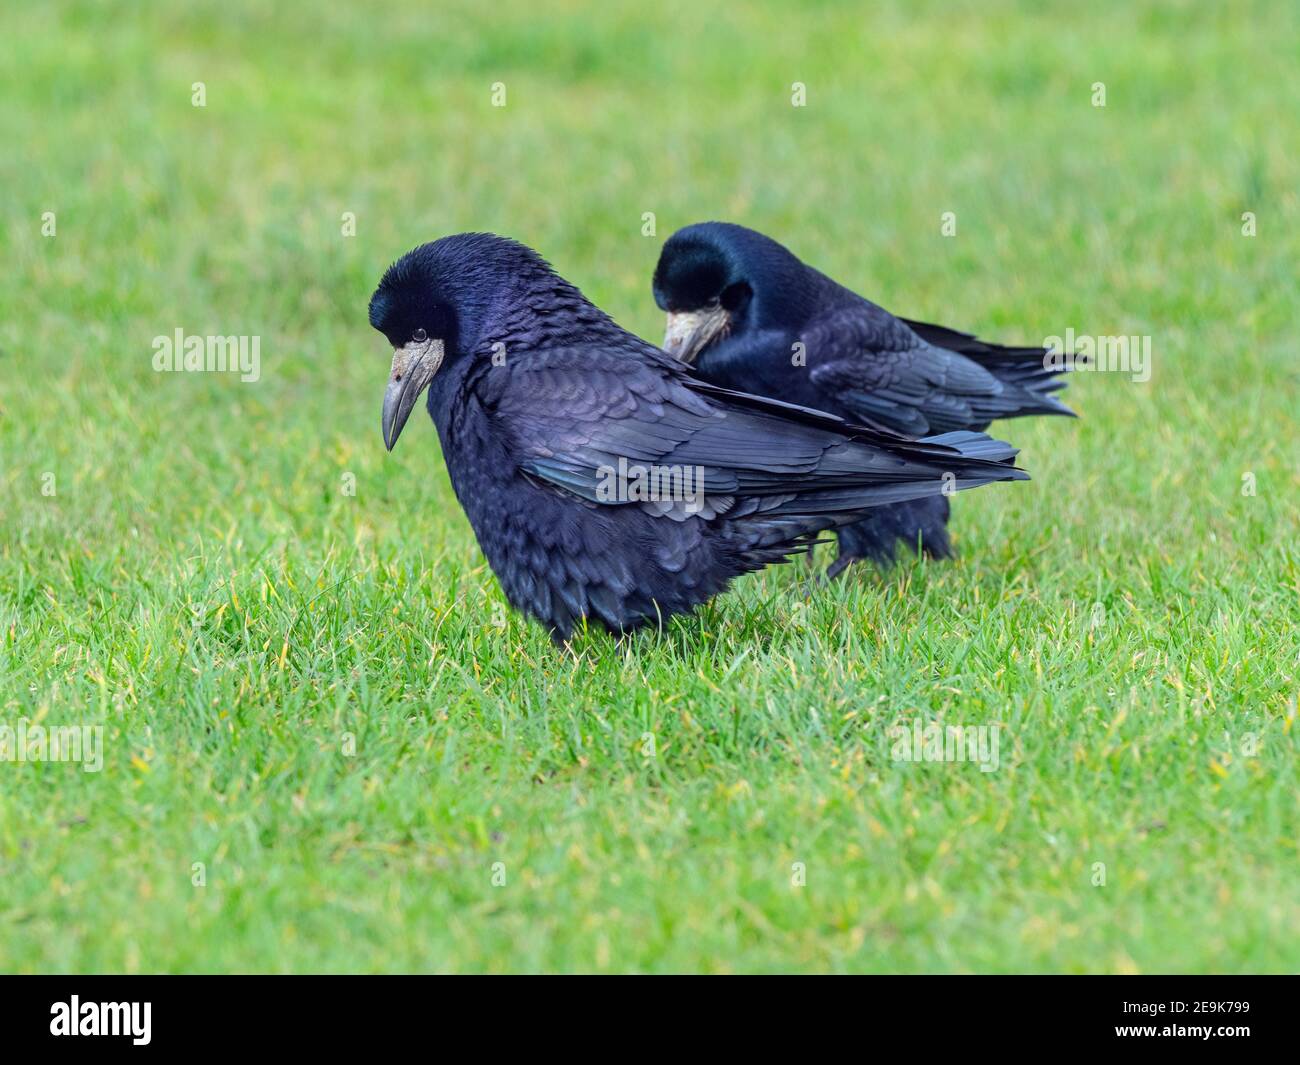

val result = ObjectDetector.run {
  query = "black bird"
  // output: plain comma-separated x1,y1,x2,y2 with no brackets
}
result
370,233,1029,640
652,222,1073,576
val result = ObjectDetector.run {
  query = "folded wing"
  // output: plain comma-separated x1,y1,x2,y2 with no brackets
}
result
805,306,1074,437
487,345,1027,524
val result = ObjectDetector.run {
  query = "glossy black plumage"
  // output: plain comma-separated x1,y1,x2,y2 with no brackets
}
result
652,222,1073,568
371,234,1029,640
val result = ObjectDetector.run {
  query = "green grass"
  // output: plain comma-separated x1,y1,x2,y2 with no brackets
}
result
2,0,1298,973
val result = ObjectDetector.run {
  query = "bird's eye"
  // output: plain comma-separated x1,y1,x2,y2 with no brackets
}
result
721,282,752,312
413,328,428,343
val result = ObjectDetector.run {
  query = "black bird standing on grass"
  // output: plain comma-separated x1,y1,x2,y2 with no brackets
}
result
652,222,1073,576
371,233,1029,640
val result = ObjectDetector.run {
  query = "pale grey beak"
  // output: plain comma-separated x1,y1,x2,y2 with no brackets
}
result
382,338,444,451
662,305,731,364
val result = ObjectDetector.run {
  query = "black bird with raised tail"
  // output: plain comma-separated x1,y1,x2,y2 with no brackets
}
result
652,222,1072,575
370,233,1029,640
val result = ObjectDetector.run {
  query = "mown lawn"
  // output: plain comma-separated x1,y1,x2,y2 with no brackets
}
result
1,0,1297,972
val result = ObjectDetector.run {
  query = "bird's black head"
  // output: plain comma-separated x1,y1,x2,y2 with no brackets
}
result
651,222,814,365
370,233,562,450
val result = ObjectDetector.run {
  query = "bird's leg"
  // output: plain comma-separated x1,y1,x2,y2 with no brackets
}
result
825,554,863,581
